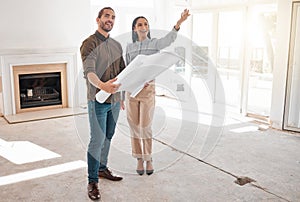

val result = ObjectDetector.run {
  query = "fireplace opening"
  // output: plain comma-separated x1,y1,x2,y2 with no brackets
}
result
19,72,62,109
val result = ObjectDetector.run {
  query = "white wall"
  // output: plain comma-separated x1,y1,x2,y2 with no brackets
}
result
269,0,293,129
0,0,91,113
0,0,91,49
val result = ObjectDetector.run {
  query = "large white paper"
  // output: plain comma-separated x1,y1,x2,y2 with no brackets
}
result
96,51,180,103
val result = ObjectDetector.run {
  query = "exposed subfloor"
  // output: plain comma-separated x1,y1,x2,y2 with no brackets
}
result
0,105,299,202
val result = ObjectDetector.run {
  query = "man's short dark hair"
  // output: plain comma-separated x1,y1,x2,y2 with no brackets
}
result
98,7,114,18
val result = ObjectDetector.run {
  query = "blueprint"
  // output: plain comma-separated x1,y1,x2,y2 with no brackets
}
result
96,51,180,103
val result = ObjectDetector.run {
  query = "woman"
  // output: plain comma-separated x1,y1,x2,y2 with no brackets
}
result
125,9,190,175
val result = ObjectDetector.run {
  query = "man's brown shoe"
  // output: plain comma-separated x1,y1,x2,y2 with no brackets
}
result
87,182,100,200
98,168,123,181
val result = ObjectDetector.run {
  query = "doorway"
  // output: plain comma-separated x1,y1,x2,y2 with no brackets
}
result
283,1,300,132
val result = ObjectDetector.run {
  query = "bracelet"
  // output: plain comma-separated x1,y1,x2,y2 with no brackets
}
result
174,25,180,31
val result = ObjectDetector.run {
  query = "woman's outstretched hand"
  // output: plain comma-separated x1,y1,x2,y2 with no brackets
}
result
180,9,190,22
175,9,190,30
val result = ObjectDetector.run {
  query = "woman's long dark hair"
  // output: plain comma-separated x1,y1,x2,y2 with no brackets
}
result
132,16,151,43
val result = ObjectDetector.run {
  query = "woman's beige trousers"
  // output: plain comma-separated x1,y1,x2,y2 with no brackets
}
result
126,85,155,161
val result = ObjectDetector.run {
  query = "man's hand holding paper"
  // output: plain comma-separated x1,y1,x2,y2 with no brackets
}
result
96,51,180,103
99,77,121,94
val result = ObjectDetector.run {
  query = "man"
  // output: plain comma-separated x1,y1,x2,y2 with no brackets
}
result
80,7,125,200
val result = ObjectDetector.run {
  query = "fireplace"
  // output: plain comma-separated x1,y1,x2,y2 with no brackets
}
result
19,73,62,109
0,49,81,117
13,63,68,113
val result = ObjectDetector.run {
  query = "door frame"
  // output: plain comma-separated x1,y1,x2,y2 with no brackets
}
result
283,1,300,132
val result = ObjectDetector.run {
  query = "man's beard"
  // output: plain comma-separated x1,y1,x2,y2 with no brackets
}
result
101,21,113,32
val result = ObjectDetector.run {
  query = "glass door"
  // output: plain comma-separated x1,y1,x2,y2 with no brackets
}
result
284,1,300,132
191,12,214,113
192,10,244,112
216,10,244,107
188,4,278,118
245,4,277,117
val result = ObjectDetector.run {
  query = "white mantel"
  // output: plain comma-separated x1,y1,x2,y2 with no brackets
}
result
0,48,80,116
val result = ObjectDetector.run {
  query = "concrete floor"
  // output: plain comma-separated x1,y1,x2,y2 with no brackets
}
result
0,98,300,202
